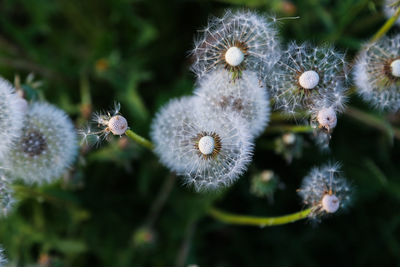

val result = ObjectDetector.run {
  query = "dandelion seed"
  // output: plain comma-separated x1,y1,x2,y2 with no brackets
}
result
266,42,349,116
0,77,26,159
298,162,351,219
194,70,270,138
191,9,280,79
354,35,400,111
151,96,254,191
3,102,78,184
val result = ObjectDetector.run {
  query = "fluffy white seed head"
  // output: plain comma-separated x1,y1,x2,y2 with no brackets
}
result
0,77,26,160
267,42,349,116
317,107,337,130
225,46,244,67
198,136,215,155
354,35,400,111
322,194,340,213
3,102,78,184
151,96,254,192
194,70,270,138
108,115,128,135
299,70,319,89
191,10,280,79
390,59,400,77
298,162,351,218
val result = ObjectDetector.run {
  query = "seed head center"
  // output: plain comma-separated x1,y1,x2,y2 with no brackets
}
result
108,115,128,135
21,130,47,157
198,136,215,155
225,46,244,67
322,194,340,213
299,70,319,89
390,59,400,77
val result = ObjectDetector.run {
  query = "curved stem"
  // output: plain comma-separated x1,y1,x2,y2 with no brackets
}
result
371,6,400,42
208,207,312,227
265,124,314,134
125,129,154,150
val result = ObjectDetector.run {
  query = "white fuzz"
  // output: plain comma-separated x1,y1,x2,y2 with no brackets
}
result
0,174,15,217
354,35,400,111
267,42,349,116
299,70,319,89
191,9,280,78
225,46,244,67
298,162,351,218
316,107,337,130
322,194,340,213
391,59,400,77
3,102,78,184
151,96,254,192
194,70,270,138
108,115,128,135
0,246,6,266
198,136,215,155
0,77,26,160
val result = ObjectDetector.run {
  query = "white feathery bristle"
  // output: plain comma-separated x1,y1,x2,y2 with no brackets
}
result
299,70,319,89
108,115,128,135
198,136,215,155
225,47,244,67
317,107,337,130
322,194,340,213
391,59,400,77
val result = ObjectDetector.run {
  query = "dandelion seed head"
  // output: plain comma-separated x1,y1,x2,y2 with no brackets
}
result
383,0,400,26
0,77,26,160
267,42,349,116
298,162,351,218
191,9,280,79
195,70,270,138
354,35,400,111
151,96,254,192
4,102,78,184
0,246,7,266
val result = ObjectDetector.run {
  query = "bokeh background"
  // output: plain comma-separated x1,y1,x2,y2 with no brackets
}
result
0,0,399,266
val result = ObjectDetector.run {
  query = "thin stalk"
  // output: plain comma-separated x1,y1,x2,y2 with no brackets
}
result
265,125,314,134
371,6,400,42
125,129,154,150
208,207,312,227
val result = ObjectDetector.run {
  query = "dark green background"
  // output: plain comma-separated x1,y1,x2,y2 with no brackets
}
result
0,0,399,266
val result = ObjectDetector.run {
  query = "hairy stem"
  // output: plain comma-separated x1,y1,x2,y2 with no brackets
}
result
371,6,400,42
208,207,312,227
125,129,154,150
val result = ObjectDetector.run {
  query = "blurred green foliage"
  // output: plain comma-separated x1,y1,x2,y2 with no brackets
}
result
0,0,399,266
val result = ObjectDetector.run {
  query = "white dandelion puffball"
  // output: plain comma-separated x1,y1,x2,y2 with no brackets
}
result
0,77,26,159
151,96,254,191
298,162,351,218
354,35,400,111
316,106,337,131
191,9,280,79
4,102,78,184
267,42,349,116
383,0,400,26
194,70,270,138
0,174,15,217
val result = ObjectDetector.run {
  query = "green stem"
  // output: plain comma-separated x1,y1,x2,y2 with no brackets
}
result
265,125,314,134
371,6,400,42
125,129,154,150
208,207,312,227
